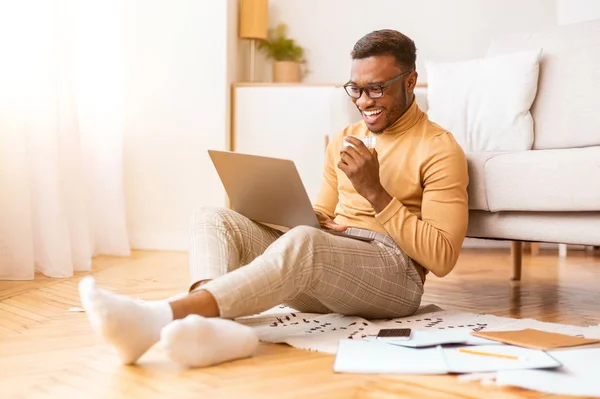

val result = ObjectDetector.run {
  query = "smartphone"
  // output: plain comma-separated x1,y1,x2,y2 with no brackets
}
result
375,328,412,341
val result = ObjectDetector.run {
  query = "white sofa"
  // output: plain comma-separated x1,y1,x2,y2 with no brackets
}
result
446,20,600,279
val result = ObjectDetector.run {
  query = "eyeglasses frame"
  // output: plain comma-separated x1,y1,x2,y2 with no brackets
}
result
343,70,412,99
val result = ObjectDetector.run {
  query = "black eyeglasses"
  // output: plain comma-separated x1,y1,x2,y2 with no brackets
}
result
343,71,411,99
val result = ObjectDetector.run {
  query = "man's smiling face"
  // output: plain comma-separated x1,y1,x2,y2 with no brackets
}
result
348,54,414,134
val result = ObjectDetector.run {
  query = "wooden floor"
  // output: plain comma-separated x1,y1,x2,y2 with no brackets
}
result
1,248,599,399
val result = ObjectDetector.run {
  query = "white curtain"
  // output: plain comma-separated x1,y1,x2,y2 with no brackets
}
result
0,0,130,280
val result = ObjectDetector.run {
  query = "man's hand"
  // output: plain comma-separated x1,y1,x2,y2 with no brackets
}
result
315,211,347,232
338,136,393,213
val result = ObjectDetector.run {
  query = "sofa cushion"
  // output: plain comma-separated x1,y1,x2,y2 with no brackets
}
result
425,49,541,152
487,19,600,150
484,147,600,212
466,152,506,211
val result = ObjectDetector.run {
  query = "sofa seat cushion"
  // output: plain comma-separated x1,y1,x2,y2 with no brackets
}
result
484,147,600,212
467,210,600,246
466,152,507,211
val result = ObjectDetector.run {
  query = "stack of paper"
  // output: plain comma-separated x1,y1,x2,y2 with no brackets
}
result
333,328,600,397
333,340,561,374
495,348,600,397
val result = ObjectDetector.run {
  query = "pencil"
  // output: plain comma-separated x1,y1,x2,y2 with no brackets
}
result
458,348,519,360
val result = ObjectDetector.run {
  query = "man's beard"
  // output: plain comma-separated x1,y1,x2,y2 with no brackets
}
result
369,126,385,135
368,101,404,134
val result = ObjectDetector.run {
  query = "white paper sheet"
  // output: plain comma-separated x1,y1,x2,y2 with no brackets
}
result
443,345,561,373
333,340,448,374
495,348,600,397
238,305,600,355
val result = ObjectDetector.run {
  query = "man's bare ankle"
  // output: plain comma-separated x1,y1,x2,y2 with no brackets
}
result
189,279,212,293
171,288,220,319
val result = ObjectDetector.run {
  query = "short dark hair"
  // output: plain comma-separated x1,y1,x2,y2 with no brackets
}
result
351,29,417,71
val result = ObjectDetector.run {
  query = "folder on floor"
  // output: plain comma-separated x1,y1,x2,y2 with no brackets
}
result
471,328,600,350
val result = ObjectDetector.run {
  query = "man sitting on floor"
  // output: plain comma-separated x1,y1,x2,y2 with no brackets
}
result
79,29,469,368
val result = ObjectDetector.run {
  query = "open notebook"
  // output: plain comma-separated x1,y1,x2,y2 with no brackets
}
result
333,339,561,374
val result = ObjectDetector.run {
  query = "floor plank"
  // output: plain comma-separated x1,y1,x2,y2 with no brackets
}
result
1,248,598,398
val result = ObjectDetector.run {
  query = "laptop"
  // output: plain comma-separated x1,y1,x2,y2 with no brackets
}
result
208,150,374,242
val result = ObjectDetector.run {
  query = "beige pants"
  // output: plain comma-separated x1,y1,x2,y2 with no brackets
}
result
189,206,423,319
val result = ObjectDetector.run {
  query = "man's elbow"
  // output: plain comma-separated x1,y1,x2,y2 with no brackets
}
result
430,262,455,278
428,244,460,278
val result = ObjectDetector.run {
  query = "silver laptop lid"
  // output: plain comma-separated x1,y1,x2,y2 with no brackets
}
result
208,150,320,229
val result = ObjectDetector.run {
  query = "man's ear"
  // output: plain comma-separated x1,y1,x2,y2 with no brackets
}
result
406,71,418,92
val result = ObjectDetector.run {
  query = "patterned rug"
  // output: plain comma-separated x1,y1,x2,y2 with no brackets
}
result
236,304,600,354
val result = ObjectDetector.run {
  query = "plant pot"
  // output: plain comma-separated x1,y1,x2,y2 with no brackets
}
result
273,61,300,83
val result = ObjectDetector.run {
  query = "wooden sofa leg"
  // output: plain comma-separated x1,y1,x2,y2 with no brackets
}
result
511,241,522,281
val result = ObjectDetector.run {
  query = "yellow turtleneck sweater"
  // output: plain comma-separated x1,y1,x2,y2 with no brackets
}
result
313,100,469,280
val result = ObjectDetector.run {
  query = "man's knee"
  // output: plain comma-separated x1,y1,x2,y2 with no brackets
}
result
285,225,322,243
190,206,235,229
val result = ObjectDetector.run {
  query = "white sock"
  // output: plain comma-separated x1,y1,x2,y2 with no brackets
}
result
160,314,259,368
78,276,173,365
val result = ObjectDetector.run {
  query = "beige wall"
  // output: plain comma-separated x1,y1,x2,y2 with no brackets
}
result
246,0,557,84
557,0,600,25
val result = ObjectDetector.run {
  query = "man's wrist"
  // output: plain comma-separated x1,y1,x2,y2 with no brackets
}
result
366,187,393,213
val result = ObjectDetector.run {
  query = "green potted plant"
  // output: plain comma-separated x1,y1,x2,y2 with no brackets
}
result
258,23,307,82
